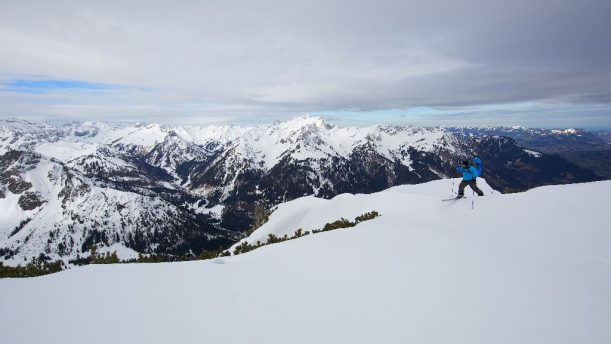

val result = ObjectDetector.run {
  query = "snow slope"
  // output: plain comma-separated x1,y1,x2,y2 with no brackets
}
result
1,180,610,344
233,178,497,248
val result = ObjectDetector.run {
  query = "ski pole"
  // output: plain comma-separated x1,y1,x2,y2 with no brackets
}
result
452,178,455,197
451,168,455,198
471,189,475,209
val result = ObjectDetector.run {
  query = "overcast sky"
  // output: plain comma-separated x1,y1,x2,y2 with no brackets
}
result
1,0,610,128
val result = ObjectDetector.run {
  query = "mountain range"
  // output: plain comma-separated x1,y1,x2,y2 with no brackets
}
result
0,116,604,265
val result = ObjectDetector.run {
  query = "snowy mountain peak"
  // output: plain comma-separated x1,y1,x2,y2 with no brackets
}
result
272,114,329,129
551,128,579,135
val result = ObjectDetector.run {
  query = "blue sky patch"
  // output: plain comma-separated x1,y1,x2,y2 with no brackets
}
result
5,79,122,94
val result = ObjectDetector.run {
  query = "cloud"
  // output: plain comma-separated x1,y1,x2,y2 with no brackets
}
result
0,0,610,126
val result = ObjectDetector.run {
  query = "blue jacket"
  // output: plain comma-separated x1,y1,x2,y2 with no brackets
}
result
457,165,479,181
472,157,482,176
471,157,482,177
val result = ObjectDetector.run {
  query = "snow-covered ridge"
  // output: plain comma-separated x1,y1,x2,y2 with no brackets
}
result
1,179,609,343
234,178,497,249
0,150,233,265
524,149,542,157
1,116,456,169
2,117,594,172
551,128,579,135
449,124,584,133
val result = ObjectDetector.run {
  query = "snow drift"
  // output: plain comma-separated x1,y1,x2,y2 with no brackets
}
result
0,179,610,344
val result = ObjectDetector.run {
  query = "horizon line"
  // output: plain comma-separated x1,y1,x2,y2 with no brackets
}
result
2,115,610,131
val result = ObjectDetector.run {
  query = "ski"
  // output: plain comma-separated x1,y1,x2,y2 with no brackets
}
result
442,196,466,201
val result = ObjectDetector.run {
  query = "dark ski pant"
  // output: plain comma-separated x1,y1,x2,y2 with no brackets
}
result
458,179,484,196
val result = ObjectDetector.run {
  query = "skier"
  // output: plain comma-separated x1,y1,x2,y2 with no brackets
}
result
456,160,484,198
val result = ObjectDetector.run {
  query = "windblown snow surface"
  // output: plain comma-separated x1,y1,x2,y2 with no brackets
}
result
1,179,610,344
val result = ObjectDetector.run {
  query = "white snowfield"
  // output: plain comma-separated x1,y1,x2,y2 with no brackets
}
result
1,179,610,344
